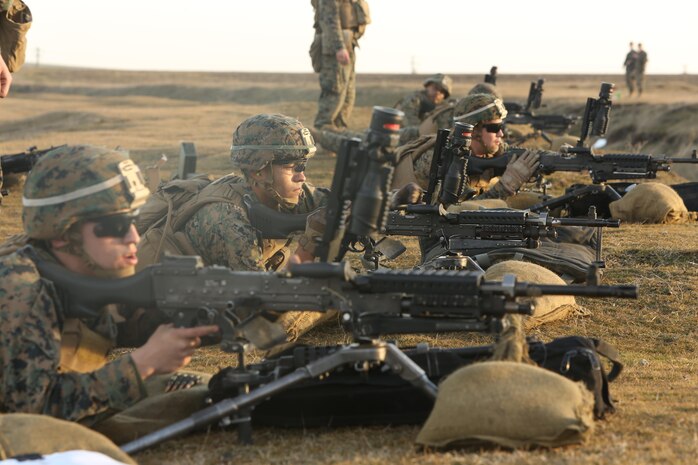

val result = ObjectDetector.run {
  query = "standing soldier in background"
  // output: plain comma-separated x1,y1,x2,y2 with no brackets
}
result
635,43,648,96
310,0,370,130
623,42,638,96
0,0,32,98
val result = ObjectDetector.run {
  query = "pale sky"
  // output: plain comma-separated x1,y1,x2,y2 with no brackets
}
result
21,0,698,75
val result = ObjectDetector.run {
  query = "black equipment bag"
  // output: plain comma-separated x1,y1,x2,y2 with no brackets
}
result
208,337,623,427
671,182,698,212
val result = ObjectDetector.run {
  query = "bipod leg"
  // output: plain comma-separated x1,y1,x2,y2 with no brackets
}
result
120,340,437,454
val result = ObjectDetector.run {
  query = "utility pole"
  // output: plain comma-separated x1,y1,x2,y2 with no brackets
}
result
411,56,417,75
35,47,40,67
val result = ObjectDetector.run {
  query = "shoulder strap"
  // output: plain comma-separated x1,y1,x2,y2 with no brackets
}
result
591,338,623,382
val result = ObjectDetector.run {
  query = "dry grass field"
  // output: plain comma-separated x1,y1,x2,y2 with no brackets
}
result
1,67,697,464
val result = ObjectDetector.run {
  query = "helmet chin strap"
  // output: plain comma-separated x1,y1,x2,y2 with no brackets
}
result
254,164,301,210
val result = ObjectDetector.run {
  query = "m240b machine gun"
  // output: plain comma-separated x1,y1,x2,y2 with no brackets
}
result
36,253,637,452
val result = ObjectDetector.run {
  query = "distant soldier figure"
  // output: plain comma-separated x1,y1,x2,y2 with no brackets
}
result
310,0,371,130
623,42,638,96
635,43,648,96
395,74,453,128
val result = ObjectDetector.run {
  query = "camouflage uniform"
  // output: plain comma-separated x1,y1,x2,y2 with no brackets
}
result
313,74,452,153
183,178,327,271
0,245,150,423
396,94,515,202
312,0,369,129
635,47,648,95
0,146,154,425
623,47,638,95
183,113,328,271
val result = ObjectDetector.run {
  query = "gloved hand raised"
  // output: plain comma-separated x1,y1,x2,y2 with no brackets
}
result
498,150,540,194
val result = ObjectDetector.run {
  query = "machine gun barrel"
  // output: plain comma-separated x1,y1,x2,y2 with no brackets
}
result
0,145,66,176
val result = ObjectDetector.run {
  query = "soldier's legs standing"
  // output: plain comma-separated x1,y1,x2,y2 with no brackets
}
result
625,70,635,96
315,50,353,129
636,71,645,96
336,49,356,129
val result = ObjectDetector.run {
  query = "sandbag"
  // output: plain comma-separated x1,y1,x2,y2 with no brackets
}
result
609,182,694,224
444,199,508,213
0,414,135,464
505,191,548,210
415,361,595,449
484,261,583,328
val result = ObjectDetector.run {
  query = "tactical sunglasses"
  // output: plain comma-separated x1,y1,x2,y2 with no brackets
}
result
273,160,307,173
91,212,138,238
483,122,504,133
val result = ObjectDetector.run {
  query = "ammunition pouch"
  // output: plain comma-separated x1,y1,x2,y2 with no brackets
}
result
59,319,113,373
0,0,32,72
309,33,322,72
339,0,370,39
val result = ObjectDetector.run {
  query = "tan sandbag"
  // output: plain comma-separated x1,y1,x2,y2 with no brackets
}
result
506,191,547,210
93,373,211,445
0,414,136,464
445,199,508,213
485,260,583,329
609,182,694,224
415,361,595,449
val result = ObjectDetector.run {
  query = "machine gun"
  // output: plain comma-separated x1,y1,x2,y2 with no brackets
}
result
385,206,619,265
34,252,637,452
0,145,66,196
466,82,698,214
504,79,580,136
484,65,498,85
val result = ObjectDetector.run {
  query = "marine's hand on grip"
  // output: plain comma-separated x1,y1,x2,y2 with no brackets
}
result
498,150,540,193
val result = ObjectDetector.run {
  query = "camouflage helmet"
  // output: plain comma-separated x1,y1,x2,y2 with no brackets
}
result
22,145,150,240
423,73,453,98
230,113,316,173
452,93,508,126
467,82,503,100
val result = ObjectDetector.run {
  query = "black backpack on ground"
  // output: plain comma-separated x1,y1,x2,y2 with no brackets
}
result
208,336,623,427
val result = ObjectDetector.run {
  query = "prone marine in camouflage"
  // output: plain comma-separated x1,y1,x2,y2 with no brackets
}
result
180,113,329,271
394,73,453,143
312,73,453,154
312,0,370,129
396,93,539,203
0,145,217,443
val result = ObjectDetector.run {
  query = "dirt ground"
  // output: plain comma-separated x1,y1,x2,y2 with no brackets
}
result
0,67,697,465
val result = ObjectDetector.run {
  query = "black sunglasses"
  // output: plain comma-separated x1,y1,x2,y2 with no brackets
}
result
92,213,137,238
273,161,307,173
482,122,504,133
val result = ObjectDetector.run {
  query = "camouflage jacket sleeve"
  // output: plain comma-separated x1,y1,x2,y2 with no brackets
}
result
185,200,266,271
0,252,147,423
395,91,424,128
318,0,345,53
184,183,329,271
